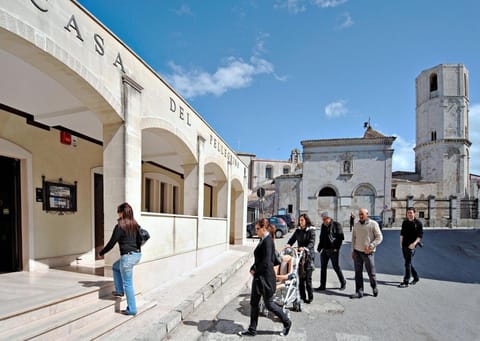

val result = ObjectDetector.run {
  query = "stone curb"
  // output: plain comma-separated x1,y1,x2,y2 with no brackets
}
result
159,252,252,340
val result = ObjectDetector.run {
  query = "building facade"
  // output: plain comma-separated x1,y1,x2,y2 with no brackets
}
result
0,1,248,291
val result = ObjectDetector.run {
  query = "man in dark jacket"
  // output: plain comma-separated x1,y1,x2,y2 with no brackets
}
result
398,207,423,287
316,211,346,291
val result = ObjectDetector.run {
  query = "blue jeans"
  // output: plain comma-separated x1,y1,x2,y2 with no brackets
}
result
112,251,141,314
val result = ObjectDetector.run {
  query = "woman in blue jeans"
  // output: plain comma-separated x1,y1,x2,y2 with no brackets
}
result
99,202,142,315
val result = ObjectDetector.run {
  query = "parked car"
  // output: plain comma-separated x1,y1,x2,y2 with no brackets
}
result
272,214,295,230
245,217,289,238
370,215,384,229
269,217,288,238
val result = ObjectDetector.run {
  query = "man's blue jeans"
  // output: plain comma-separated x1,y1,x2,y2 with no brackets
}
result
112,251,141,314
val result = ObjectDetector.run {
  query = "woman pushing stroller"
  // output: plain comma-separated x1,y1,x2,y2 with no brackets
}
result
285,213,316,304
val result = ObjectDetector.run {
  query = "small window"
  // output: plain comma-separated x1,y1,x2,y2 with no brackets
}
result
283,166,290,175
419,211,425,218
431,131,437,141
430,73,438,92
288,204,293,213
391,188,396,198
265,166,273,179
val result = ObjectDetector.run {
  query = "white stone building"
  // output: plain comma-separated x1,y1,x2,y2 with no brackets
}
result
275,128,395,227
0,1,248,289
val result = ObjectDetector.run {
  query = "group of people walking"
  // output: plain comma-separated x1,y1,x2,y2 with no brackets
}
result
97,202,423,336
240,206,424,336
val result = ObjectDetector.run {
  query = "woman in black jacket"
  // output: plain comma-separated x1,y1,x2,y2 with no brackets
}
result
239,218,292,337
99,202,142,315
286,213,316,303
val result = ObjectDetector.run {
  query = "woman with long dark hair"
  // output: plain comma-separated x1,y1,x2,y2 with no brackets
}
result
286,213,316,303
99,202,142,315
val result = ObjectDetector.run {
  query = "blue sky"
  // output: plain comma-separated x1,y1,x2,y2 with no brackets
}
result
77,0,480,174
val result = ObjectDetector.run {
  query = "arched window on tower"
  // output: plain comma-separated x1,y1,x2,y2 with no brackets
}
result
430,73,438,92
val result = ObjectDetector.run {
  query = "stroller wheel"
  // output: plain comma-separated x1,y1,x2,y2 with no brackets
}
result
293,300,302,312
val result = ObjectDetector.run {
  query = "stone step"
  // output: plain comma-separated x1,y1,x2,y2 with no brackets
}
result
0,280,155,341
0,282,114,331
65,299,157,341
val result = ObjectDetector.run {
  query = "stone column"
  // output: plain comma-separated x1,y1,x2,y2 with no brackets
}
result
449,195,458,228
216,180,228,218
183,163,199,216
427,195,436,227
103,75,143,271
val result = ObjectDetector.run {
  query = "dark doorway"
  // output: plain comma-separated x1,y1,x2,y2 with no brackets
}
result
0,155,22,272
94,173,104,260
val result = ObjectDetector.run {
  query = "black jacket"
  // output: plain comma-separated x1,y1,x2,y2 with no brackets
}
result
99,224,141,256
250,233,276,297
287,227,316,270
317,220,344,251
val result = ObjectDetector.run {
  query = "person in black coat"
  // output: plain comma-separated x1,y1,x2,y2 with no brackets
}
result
286,213,316,303
239,218,292,337
316,211,346,291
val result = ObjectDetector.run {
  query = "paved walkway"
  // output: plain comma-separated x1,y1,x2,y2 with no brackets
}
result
98,243,255,340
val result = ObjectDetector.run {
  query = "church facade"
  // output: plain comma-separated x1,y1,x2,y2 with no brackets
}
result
269,64,479,228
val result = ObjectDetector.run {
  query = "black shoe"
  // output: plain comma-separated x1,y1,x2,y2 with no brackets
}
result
373,287,379,297
411,278,419,285
398,282,409,288
120,309,136,316
280,319,292,336
238,330,256,337
112,291,124,297
350,291,363,299
304,298,312,304
315,286,326,291
340,281,347,291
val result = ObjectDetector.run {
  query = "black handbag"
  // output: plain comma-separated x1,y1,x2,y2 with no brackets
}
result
138,226,150,245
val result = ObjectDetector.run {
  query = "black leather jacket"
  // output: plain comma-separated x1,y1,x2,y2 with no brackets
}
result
318,220,344,251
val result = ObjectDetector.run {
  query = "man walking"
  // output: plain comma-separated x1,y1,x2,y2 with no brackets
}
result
316,211,346,291
350,208,383,299
398,207,423,287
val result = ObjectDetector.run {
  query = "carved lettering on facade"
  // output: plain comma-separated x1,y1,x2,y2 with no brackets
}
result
209,134,239,168
169,97,192,127
31,1,126,73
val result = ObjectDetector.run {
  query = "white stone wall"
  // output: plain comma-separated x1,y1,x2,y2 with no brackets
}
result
301,138,394,226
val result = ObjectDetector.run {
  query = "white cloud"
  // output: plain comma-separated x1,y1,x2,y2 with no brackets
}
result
336,12,354,29
174,4,193,16
165,56,275,98
274,0,306,14
325,100,348,118
392,135,415,171
469,103,480,174
312,0,348,8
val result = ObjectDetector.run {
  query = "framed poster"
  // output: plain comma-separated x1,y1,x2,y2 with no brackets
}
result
44,180,77,212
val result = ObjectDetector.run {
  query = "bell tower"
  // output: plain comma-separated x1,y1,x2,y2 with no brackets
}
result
414,64,471,197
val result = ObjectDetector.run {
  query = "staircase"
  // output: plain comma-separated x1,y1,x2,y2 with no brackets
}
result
0,281,156,340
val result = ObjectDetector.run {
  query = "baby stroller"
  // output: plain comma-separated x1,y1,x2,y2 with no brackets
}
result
260,246,304,316
276,246,306,313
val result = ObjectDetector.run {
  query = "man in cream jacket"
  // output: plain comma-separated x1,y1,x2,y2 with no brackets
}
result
350,208,383,299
